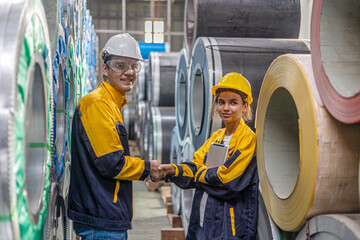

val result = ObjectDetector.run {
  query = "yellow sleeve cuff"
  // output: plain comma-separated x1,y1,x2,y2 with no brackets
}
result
194,166,208,184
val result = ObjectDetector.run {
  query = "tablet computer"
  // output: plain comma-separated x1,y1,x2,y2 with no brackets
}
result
206,143,229,168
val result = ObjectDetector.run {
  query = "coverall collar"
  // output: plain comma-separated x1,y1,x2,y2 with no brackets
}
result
218,118,247,151
101,81,129,108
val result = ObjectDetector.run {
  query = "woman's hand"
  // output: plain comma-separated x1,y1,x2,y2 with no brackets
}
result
158,164,176,176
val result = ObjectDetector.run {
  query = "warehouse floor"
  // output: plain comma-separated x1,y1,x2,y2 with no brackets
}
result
128,181,170,240
128,141,172,240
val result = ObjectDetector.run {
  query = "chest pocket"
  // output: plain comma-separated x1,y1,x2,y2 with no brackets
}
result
116,121,130,156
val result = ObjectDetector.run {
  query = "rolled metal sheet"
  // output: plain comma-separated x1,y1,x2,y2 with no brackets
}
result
44,0,64,61
122,102,137,140
148,107,176,164
170,127,182,215
257,190,282,240
175,49,190,144
184,0,301,55
296,214,360,240
135,100,146,151
66,35,77,154
135,60,148,102
180,137,195,236
311,0,360,123
143,101,152,160
63,0,75,41
53,24,68,183
0,0,53,238
256,54,360,232
188,37,310,150
298,0,313,39
148,52,179,106
43,183,67,240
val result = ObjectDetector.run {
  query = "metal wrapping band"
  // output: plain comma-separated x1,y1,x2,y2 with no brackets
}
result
184,0,301,57
175,49,190,143
170,127,182,215
122,102,137,140
149,107,176,164
296,214,360,240
311,0,360,124
180,138,195,236
0,0,53,238
256,54,360,232
149,52,179,106
66,35,77,154
53,24,67,183
257,189,283,240
188,37,310,150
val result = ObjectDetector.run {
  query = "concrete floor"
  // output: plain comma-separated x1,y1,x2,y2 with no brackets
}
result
128,181,171,240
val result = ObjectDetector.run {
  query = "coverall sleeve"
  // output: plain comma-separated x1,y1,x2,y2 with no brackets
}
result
168,137,212,189
80,101,150,181
194,134,257,200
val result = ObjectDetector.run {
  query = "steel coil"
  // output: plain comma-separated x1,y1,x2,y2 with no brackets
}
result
143,101,152,160
63,0,75,41
184,0,301,54
311,0,360,124
188,37,310,150
0,0,53,238
256,54,360,232
257,190,282,240
296,214,360,240
180,138,195,236
175,49,190,144
43,183,67,239
148,52,179,106
135,60,148,102
66,35,77,154
44,0,63,61
53,24,68,183
298,0,313,39
170,127,182,215
148,107,176,164
123,102,137,140
135,101,146,155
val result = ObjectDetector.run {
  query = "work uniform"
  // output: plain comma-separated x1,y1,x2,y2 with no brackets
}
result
68,81,150,230
170,119,258,239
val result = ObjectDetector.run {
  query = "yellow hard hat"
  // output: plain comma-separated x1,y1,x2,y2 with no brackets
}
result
212,72,253,104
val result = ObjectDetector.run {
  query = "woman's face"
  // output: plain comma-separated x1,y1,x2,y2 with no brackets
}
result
217,91,248,125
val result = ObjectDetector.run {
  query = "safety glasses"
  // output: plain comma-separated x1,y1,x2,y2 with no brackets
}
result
106,60,141,73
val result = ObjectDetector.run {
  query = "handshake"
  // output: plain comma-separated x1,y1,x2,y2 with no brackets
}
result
149,160,176,182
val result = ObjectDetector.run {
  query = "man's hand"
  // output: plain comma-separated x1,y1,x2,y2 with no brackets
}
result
158,164,176,176
149,160,165,182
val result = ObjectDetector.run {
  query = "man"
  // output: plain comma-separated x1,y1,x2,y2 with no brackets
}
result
68,33,164,239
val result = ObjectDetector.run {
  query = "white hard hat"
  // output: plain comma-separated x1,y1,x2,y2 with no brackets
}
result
99,33,143,61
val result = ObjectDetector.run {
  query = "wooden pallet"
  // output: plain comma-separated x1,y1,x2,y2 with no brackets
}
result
160,186,185,240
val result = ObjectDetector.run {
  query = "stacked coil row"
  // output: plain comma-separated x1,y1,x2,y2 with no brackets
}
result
130,52,179,166
0,0,98,239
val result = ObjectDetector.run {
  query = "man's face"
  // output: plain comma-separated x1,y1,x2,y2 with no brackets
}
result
102,56,140,95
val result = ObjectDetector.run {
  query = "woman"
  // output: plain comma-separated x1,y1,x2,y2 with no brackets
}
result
160,72,258,239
